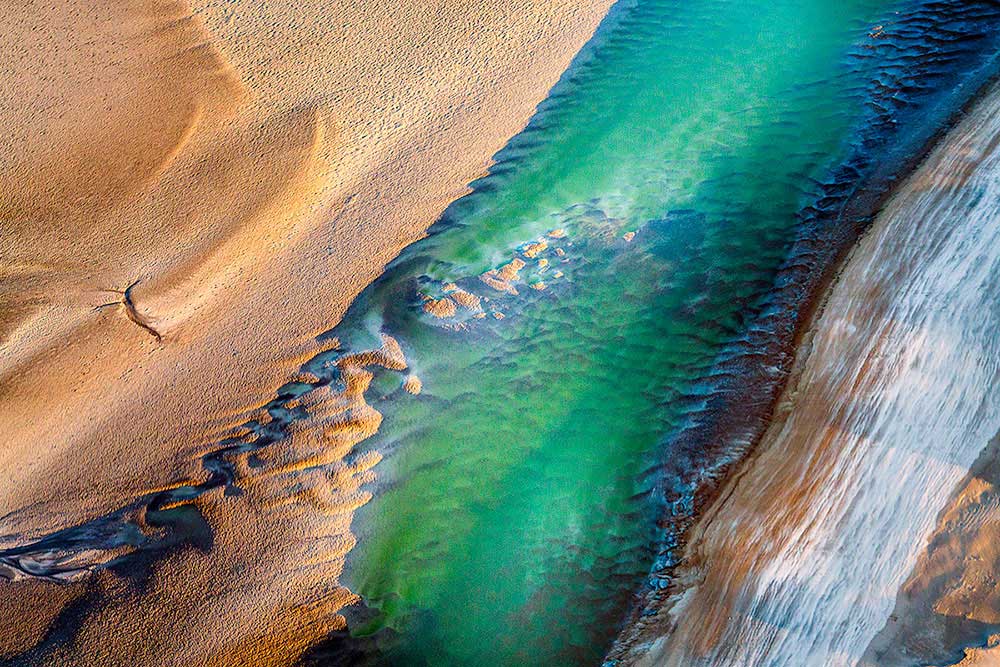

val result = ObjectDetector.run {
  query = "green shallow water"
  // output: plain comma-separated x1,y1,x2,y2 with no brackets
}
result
320,0,919,663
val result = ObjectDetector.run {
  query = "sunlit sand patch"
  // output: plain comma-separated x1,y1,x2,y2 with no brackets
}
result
423,297,458,318
521,240,548,258
944,636,1000,667
10,0,1000,662
480,257,527,294
449,288,483,311
863,433,1000,665
402,375,423,395
0,332,413,587
411,222,586,329
0,0,243,224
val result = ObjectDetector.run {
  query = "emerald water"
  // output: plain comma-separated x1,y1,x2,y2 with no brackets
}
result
4,1,1000,665
328,0,905,663
296,0,1000,663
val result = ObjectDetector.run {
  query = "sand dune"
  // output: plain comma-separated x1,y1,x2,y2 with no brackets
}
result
0,0,611,662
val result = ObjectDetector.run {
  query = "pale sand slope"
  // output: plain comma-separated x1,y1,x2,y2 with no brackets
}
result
862,435,1000,665
615,82,1000,666
0,0,611,663
947,637,1000,667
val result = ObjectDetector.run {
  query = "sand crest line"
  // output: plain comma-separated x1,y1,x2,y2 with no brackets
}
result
1,0,616,658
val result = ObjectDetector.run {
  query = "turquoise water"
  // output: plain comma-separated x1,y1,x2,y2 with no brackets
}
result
7,1,1000,666
328,1,907,663
300,0,1000,664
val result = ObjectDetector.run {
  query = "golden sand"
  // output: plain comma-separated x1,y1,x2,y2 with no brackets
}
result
403,375,424,396
862,435,1000,664
423,296,458,318
0,0,612,662
480,257,527,294
946,637,1000,667
450,289,483,311
522,240,548,258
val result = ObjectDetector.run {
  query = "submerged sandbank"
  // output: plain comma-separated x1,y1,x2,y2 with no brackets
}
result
0,0,612,662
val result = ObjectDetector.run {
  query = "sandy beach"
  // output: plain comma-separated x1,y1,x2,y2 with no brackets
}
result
12,2,1000,665
0,0,611,662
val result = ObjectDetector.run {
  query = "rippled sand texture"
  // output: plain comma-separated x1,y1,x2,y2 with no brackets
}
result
0,0,613,663
5,1,994,664
622,83,1000,667
7,1,1000,664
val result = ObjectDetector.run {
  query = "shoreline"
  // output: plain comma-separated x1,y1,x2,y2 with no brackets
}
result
7,1,1000,664
635,75,1000,664
0,0,613,662
610,60,1000,667
609,4,1000,661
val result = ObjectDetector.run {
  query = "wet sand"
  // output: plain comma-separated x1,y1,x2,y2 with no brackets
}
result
0,0,611,662
614,80,1000,666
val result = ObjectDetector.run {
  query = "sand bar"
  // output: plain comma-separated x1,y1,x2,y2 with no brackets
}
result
0,0,611,661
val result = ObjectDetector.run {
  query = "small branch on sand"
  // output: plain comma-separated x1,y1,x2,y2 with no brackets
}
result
94,279,162,342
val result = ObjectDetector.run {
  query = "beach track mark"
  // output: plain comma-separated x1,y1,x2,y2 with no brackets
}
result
94,279,162,341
